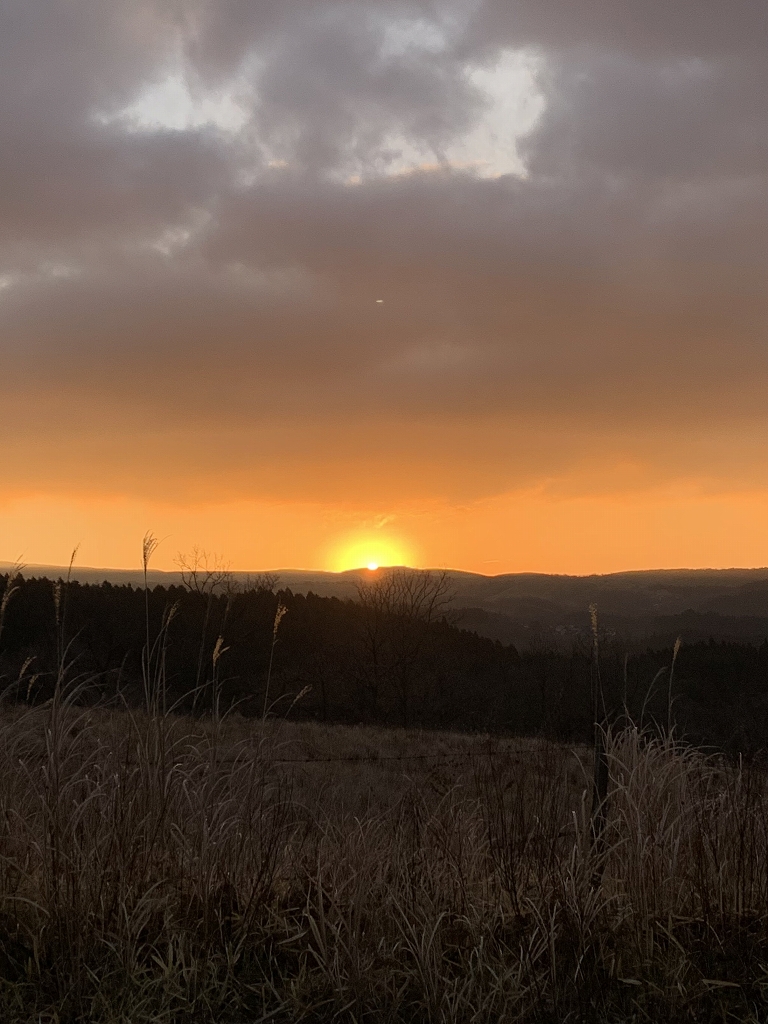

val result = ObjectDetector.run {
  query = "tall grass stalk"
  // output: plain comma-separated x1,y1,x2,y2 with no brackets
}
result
668,635,682,735
262,600,287,719
0,560,22,645
588,604,609,880
141,531,159,714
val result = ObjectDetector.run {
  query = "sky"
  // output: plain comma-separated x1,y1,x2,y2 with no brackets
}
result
1,0,767,574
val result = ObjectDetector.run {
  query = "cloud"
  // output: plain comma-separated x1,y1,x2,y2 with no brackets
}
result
1,0,766,510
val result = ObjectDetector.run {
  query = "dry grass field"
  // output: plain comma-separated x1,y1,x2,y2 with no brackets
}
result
0,699,766,1022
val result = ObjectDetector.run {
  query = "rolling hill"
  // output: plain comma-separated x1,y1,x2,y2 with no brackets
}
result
3,562,768,647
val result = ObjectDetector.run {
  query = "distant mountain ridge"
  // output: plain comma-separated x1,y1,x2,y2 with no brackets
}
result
4,562,768,647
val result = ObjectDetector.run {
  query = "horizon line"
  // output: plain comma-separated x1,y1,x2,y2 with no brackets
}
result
3,560,768,581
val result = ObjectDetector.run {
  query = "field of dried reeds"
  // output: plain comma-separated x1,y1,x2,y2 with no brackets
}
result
0,696,766,1023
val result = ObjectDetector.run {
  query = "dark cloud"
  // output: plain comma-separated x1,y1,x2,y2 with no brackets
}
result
1,0,766,504
463,0,768,60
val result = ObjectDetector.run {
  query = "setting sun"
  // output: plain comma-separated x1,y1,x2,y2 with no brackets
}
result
2,0,767,581
327,532,413,573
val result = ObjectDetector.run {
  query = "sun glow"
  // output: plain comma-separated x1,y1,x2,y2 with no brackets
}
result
328,533,413,573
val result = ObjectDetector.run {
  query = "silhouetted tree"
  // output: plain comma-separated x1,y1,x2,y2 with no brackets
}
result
357,569,455,725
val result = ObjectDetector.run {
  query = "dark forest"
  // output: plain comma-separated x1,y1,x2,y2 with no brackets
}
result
2,570,767,752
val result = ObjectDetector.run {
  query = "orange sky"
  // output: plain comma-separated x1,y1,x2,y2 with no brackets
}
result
3,485,768,575
2,1,767,575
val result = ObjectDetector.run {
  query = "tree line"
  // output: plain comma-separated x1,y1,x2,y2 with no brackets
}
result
1,567,768,750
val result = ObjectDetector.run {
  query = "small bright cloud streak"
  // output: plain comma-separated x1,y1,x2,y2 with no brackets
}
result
97,72,250,134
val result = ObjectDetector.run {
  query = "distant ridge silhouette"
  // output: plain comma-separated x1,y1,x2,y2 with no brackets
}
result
3,562,768,635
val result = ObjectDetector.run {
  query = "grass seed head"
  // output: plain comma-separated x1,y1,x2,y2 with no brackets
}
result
142,531,159,574
273,601,288,640
212,635,229,666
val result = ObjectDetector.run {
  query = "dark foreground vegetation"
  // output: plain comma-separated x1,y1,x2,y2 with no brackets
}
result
1,707,768,1023
1,567,768,751
2,563,768,1021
